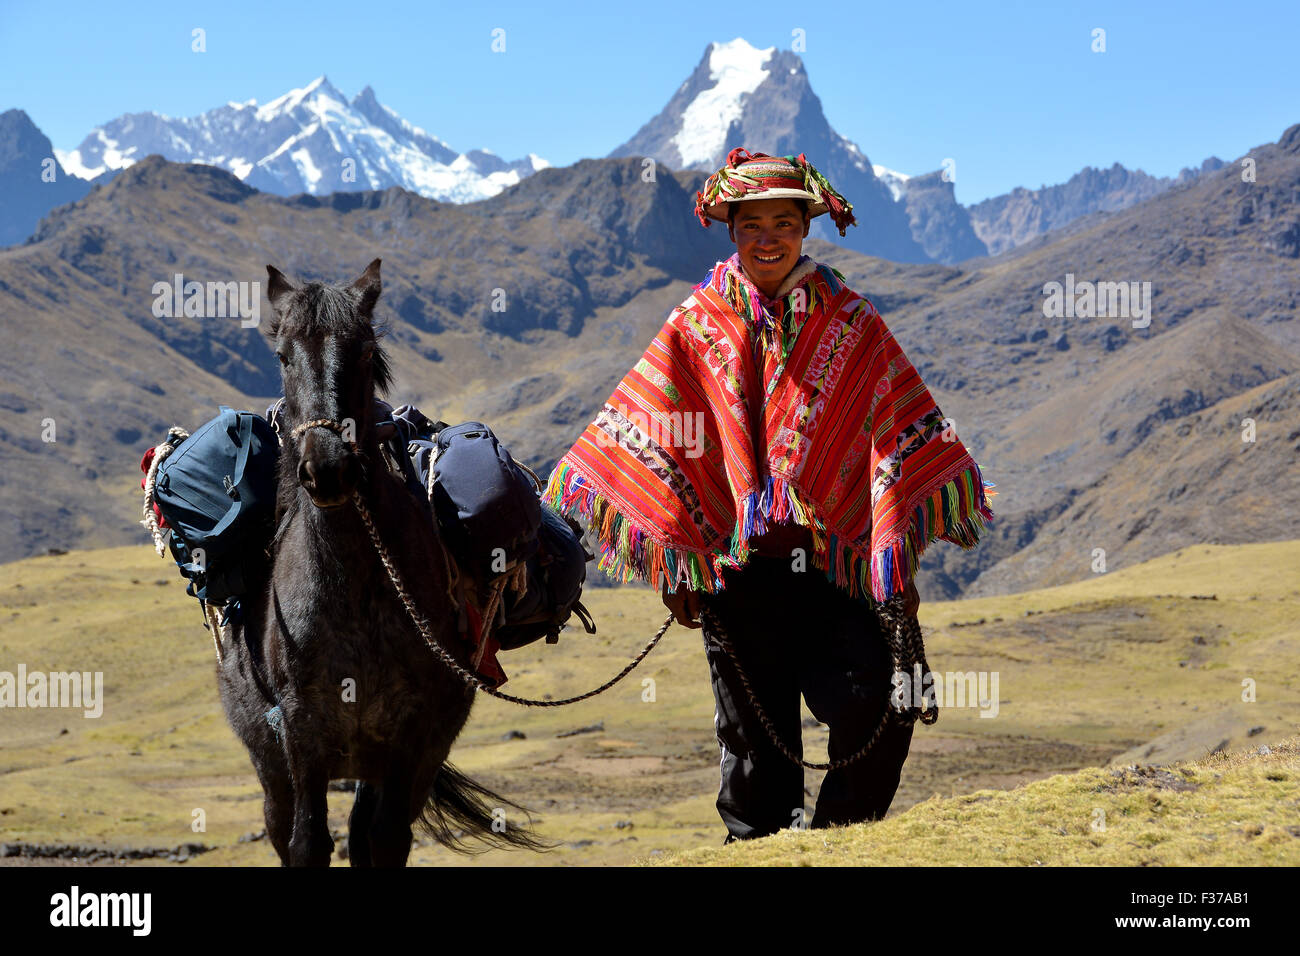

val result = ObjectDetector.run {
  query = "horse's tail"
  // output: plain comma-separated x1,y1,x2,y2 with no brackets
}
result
417,762,557,854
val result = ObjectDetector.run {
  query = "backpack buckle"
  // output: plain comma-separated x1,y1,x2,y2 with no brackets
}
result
223,475,239,499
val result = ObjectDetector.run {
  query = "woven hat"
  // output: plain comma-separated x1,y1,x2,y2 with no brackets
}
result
695,148,857,237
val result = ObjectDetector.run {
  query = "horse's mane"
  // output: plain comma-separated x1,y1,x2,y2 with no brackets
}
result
267,281,394,396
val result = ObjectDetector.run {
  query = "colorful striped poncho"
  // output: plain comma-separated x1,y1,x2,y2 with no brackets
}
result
544,253,996,603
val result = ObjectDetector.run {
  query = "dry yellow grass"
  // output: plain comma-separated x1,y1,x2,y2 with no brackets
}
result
646,737,1300,866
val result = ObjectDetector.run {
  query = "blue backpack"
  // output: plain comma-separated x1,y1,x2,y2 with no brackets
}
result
399,416,595,648
414,421,543,580
153,406,279,608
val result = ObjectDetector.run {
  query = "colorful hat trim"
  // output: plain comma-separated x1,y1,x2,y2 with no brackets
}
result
694,148,858,237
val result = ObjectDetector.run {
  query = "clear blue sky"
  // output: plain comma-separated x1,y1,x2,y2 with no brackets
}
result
2,0,1295,204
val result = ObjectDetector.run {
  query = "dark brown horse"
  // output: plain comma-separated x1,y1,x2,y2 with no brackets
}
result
218,258,547,865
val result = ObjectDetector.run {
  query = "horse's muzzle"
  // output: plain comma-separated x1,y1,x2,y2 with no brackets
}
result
298,453,362,508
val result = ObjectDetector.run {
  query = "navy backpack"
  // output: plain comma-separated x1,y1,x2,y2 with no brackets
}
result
413,421,543,580
401,416,595,648
153,406,279,609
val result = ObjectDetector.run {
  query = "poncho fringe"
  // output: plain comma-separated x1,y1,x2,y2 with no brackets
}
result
545,456,993,603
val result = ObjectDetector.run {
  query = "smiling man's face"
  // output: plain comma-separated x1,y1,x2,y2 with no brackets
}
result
728,197,811,298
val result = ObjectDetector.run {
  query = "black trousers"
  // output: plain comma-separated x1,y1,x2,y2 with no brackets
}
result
701,555,914,839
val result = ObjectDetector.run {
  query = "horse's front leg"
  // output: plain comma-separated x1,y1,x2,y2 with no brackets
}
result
252,758,294,864
284,727,334,867
369,765,415,867
348,780,378,867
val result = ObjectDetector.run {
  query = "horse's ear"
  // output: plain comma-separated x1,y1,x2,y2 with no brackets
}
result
349,258,382,316
266,265,298,315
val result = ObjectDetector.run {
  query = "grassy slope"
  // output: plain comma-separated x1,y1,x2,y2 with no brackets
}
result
0,539,1296,866
648,738,1300,867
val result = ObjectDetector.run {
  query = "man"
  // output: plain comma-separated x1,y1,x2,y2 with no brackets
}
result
545,148,995,843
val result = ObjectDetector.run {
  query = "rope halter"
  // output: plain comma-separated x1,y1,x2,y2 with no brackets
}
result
288,417,359,454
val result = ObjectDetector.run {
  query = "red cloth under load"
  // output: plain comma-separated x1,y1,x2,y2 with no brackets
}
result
462,600,507,687
140,446,169,531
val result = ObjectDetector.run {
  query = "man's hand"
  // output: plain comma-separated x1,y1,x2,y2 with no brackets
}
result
903,579,920,617
661,581,702,629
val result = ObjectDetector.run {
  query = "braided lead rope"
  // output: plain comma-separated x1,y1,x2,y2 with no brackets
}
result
875,598,940,727
203,602,227,664
140,427,191,555
351,488,672,706
698,597,936,772
291,415,671,704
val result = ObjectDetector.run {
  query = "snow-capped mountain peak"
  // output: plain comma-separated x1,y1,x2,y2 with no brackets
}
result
54,79,546,204
253,74,346,123
872,164,912,202
670,39,775,168
608,37,970,263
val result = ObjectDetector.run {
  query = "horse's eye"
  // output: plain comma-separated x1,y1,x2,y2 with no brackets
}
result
276,351,289,366
360,341,374,360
